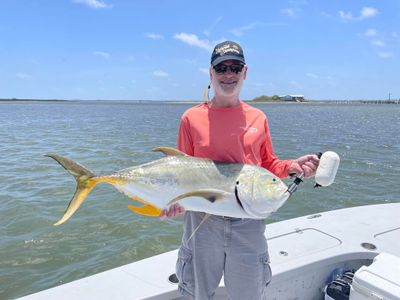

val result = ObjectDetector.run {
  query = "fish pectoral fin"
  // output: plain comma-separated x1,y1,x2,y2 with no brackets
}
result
128,203,162,217
152,147,187,157
167,189,230,206
126,195,162,217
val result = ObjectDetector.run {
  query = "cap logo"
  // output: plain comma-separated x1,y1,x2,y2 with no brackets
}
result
215,44,240,56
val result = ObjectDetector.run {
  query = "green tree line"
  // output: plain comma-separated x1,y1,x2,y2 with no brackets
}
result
252,95,280,102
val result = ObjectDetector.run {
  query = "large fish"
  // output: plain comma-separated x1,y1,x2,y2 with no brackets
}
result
47,147,291,226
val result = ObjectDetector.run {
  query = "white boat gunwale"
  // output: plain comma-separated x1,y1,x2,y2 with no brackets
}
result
17,203,400,300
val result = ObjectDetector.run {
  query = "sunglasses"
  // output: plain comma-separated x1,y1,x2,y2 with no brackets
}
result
213,63,245,74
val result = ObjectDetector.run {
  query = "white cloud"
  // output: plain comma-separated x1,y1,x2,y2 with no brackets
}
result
338,10,353,20
370,40,385,47
362,29,400,53
153,70,169,77
73,0,112,9
365,29,377,37
93,51,111,58
360,7,378,19
199,68,209,75
378,52,393,59
16,72,31,79
338,6,378,21
281,8,296,17
306,72,318,79
174,33,214,52
230,22,264,37
145,33,164,40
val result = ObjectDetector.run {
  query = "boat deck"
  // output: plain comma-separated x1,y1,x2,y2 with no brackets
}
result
18,203,400,299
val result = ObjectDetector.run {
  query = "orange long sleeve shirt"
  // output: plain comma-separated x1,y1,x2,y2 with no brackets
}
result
177,102,292,179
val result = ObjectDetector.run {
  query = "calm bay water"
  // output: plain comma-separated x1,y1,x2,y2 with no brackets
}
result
0,101,399,299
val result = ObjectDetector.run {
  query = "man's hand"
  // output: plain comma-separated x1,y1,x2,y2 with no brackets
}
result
289,154,320,178
160,203,185,220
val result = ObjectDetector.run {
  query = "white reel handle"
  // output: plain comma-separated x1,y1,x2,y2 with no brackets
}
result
315,151,340,187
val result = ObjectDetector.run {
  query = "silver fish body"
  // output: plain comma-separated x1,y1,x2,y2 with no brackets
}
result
47,148,290,225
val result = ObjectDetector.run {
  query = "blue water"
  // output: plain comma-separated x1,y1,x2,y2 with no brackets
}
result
0,101,399,299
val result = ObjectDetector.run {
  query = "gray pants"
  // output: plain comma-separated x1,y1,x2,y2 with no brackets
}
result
176,212,272,300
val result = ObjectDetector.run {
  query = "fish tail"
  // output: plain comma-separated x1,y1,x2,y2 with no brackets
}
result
46,153,102,226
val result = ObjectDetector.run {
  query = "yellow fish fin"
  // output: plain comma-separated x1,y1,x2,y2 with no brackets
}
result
152,147,187,157
45,153,102,226
53,178,99,226
167,189,230,206
127,195,162,217
46,153,130,226
128,204,162,217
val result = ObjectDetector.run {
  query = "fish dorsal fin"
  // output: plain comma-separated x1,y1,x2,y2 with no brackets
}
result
152,147,187,157
167,189,230,206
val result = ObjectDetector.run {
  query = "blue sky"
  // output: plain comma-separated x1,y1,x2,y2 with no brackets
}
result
1,0,399,100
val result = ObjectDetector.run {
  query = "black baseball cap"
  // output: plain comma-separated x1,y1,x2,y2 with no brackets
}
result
211,41,245,66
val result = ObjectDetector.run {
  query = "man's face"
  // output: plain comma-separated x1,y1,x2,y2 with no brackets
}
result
210,60,247,98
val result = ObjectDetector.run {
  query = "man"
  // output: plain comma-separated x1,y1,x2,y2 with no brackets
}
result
161,41,319,299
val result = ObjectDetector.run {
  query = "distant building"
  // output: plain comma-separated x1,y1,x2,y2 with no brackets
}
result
280,95,304,102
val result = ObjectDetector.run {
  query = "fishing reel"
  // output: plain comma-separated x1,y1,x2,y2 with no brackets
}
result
287,151,340,195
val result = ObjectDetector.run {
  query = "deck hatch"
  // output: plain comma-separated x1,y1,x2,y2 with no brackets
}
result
267,228,341,263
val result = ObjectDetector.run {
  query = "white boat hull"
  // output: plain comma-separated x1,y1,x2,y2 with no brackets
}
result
18,203,400,300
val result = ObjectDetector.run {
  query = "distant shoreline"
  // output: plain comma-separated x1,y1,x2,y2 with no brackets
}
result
0,98,399,105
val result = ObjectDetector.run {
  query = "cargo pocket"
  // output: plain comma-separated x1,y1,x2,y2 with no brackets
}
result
261,252,272,287
176,246,195,294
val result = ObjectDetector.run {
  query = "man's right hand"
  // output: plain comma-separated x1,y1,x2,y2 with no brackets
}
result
160,203,185,220
288,154,319,178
